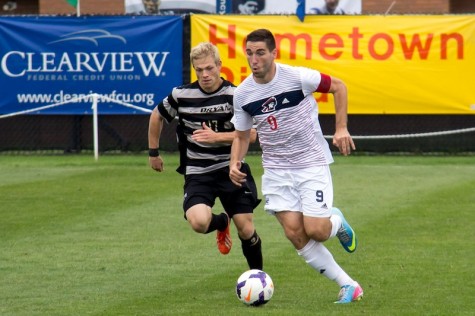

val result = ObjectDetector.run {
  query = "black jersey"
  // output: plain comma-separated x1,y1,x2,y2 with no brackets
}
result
157,79,236,175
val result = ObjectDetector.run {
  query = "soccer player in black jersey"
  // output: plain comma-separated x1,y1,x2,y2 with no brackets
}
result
148,42,263,270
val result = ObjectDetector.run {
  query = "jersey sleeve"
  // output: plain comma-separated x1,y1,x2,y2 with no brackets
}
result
157,89,178,123
300,67,331,96
231,92,254,131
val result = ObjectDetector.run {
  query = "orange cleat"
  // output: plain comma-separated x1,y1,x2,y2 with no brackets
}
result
216,216,232,255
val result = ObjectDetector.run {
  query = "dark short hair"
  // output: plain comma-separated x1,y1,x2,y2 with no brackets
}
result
245,29,276,51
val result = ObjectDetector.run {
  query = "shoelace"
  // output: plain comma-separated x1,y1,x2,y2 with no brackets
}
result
337,286,349,300
337,227,351,243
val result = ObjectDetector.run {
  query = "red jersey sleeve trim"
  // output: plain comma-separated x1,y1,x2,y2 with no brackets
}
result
316,73,331,93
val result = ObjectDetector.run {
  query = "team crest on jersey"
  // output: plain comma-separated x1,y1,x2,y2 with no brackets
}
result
261,97,277,113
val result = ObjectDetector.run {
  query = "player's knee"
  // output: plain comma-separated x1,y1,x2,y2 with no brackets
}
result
185,204,212,233
305,225,330,242
236,223,255,240
310,229,330,242
186,214,209,233
304,218,332,242
188,219,208,233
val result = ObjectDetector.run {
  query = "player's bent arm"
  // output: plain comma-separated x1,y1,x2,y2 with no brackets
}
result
148,107,165,172
193,124,257,144
213,128,257,144
328,76,355,155
229,129,251,186
328,76,348,132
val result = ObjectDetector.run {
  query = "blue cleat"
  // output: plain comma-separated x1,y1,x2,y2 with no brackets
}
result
335,283,364,304
332,207,357,253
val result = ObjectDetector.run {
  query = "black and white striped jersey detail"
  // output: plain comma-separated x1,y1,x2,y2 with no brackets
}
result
157,79,236,175
233,63,333,169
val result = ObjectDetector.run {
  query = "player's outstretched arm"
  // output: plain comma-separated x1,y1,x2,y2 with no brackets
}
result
229,129,251,187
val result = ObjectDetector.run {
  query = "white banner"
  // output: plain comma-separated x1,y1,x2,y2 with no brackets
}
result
261,0,361,14
125,0,362,15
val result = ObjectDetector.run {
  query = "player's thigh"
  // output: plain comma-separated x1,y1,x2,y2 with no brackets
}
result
262,168,300,214
186,203,212,223
303,215,332,242
183,173,217,216
297,165,334,217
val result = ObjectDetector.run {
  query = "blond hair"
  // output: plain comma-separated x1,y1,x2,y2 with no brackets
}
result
190,42,220,66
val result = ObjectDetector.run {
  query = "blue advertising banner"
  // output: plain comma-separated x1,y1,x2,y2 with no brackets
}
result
0,16,183,115
216,0,232,14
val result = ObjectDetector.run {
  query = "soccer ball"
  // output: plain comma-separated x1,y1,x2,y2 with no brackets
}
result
236,269,274,306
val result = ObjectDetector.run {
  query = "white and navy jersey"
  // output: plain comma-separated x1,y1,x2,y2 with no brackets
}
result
233,63,333,169
157,79,235,175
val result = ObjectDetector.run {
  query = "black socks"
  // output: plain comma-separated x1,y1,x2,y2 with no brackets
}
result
241,230,263,270
205,212,228,234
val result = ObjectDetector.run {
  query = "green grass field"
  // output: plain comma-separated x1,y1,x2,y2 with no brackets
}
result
1,154,474,316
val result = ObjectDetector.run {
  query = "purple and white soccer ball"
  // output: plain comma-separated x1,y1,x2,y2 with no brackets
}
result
236,269,274,306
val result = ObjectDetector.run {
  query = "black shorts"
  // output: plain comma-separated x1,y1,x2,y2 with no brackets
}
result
183,163,261,218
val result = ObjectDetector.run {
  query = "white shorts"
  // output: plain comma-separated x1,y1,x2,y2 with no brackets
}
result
262,165,333,218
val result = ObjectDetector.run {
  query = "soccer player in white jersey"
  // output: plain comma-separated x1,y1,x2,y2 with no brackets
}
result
229,29,363,304
149,42,263,271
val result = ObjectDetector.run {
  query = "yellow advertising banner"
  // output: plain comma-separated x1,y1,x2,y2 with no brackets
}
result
191,15,475,114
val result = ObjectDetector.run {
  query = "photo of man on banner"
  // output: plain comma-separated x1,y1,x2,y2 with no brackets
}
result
233,0,265,14
124,0,360,15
